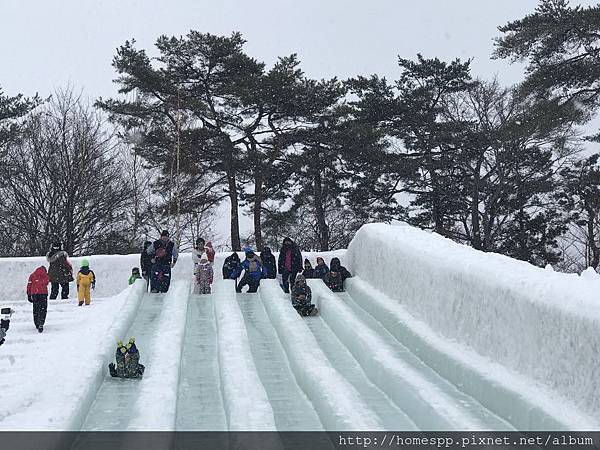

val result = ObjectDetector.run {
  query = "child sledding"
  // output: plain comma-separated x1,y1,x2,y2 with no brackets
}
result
291,274,318,316
194,254,214,294
108,338,145,379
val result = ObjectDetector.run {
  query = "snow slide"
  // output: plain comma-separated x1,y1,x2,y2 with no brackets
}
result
346,223,600,429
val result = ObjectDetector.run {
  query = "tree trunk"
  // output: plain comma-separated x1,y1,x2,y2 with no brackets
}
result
586,206,600,269
227,170,241,251
313,169,329,251
254,173,263,250
471,161,482,250
426,149,444,235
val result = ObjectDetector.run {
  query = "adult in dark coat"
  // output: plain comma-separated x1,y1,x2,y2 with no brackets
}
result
140,241,153,289
146,230,178,293
260,247,277,279
277,237,302,293
222,252,241,280
46,242,73,299
323,257,352,292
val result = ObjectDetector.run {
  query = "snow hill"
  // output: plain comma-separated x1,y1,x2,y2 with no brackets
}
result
0,223,597,431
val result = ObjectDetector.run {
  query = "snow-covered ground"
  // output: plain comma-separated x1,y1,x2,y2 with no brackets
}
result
0,228,598,430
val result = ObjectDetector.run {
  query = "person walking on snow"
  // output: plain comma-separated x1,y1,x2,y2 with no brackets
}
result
291,274,318,316
147,230,178,293
222,252,241,279
233,248,263,293
46,242,73,300
323,257,352,292
194,254,214,294
278,237,302,293
313,256,329,280
76,259,96,306
260,247,277,279
27,266,49,332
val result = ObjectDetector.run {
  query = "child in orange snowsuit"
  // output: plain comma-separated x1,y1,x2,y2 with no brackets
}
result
76,259,96,306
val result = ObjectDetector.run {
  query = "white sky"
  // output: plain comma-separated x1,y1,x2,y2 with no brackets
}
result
1,0,598,243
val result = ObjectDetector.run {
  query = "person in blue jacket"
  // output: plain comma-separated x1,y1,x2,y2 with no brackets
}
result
232,247,263,293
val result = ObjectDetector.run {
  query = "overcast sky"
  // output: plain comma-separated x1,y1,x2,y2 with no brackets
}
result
1,0,597,243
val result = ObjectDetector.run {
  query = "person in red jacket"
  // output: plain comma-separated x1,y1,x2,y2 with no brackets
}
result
27,266,49,333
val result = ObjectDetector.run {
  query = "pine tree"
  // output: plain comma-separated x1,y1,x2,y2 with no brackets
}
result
494,0,600,121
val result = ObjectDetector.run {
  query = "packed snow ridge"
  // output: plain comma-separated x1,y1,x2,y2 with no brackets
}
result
0,223,597,431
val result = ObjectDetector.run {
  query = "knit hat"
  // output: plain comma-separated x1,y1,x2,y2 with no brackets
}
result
295,274,306,284
81,258,89,268
244,246,254,256
161,230,169,237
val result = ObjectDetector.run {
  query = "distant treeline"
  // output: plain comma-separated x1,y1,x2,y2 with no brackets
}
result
1,0,600,272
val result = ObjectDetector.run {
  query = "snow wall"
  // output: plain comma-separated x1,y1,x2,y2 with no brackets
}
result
0,250,345,302
346,223,600,427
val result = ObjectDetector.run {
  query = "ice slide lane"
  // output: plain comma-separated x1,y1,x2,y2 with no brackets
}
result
211,279,277,431
80,292,166,430
176,293,227,431
310,281,514,431
235,291,324,431
259,280,386,430
81,281,190,431
342,278,579,430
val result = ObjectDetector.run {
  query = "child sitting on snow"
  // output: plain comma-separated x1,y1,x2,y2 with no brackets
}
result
323,257,352,292
222,252,241,280
129,267,142,285
109,338,145,378
291,274,318,316
194,254,214,294
302,259,316,279
313,256,329,279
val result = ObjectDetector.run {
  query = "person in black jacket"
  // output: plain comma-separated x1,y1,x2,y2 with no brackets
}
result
302,259,315,279
147,230,178,293
140,241,153,290
260,247,277,279
277,237,302,293
323,257,352,292
222,252,241,280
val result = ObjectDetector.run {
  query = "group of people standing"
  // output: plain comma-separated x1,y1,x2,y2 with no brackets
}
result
23,242,96,333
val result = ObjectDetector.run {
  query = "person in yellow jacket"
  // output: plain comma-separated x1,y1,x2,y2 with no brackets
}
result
76,259,96,306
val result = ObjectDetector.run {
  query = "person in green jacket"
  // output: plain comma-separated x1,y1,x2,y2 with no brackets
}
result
128,267,142,285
